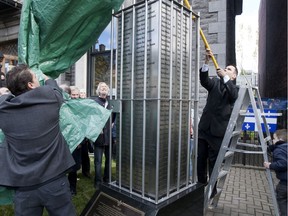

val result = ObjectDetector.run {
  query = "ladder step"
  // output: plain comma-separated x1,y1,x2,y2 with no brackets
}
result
211,188,222,200
237,142,261,148
239,110,247,116
232,130,241,137
239,111,281,117
224,151,234,159
251,86,258,90
264,136,272,142
226,148,264,154
217,170,228,180
260,113,282,117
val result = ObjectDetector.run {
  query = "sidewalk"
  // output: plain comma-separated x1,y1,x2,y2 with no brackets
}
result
205,166,278,216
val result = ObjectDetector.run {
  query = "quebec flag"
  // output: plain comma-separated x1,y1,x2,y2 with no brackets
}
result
242,109,278,132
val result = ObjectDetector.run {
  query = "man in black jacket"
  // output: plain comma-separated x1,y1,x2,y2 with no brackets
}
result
197,50,238,198
93,82,116,189
0,65,76,216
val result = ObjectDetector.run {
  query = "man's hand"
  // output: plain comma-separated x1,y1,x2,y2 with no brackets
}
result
264,161,271,169
205,49,213,64
42,74,50,81
216,68,227,78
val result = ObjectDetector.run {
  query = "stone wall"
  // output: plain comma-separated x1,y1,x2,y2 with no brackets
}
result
191,0,241,115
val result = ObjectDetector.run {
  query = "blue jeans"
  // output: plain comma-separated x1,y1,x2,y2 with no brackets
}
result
94,145,110,186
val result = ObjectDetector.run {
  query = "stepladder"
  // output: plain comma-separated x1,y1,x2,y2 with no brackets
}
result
203,85,280,215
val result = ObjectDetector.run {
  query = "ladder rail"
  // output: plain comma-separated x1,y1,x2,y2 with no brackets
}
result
203,86,280,215
248,87,279,215
204,87,248,208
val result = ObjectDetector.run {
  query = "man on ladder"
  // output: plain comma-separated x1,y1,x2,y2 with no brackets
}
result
197,49,238,198
200,51,281,214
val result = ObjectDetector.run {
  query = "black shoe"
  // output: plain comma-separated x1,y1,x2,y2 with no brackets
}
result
197,181,208,186
70,189,77,196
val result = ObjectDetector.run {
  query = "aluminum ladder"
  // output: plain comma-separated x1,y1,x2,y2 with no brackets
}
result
203,85,280,216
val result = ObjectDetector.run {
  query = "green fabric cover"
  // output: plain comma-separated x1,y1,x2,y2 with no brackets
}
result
18,0,124,78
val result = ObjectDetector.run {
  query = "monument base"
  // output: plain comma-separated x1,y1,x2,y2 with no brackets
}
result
80,183,204,216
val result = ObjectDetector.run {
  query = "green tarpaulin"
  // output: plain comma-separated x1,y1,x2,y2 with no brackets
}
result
18,0,124,78
0,0,124,205
59,98,112,153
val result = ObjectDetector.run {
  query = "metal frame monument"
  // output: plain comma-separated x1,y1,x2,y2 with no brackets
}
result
82,0,203,215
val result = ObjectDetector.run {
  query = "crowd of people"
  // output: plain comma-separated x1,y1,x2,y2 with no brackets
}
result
58,83,116,194
59,83,115,195
0,63,116,215
0,48,286,216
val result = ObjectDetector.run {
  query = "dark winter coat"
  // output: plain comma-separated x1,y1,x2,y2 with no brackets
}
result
93,96,115,147
0,79,75,187
269,141,287,184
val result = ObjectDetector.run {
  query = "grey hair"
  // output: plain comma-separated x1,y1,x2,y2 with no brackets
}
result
96,82,109,95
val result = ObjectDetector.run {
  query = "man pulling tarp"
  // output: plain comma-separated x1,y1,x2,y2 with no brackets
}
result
0,0,124,207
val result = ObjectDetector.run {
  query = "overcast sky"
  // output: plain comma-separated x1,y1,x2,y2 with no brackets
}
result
236,0,260,72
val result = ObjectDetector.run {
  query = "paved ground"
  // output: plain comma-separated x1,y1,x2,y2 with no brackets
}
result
205,165,278,216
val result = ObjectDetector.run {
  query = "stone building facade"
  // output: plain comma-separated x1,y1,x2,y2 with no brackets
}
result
191,0,242,113
0,0,242,98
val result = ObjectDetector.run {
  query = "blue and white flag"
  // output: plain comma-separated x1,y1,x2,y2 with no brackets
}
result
242,109,278,132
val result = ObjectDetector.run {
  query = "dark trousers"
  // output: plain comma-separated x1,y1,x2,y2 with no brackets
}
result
94,145,110,186
68,171,77,192
276,183,287,216
68,147,81,192
14,175,76,216
81,142,90,175
197,138,221,183
197,138,222,198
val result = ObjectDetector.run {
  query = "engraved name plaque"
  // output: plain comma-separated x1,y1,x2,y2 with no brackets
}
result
84,192,145,216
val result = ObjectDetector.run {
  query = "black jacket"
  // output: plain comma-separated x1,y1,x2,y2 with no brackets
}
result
0,79,75,187
93,96,115,146
198,70,238,138
269,141,287,184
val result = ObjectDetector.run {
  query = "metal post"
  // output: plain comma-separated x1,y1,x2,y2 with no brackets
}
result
193,12,200,182
129,0,136,193
155,0,162,203
176,1,184,191
118,6,125,188
108,10,114,184
142,0,148,197
186,2,193,185
166,0,174,196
